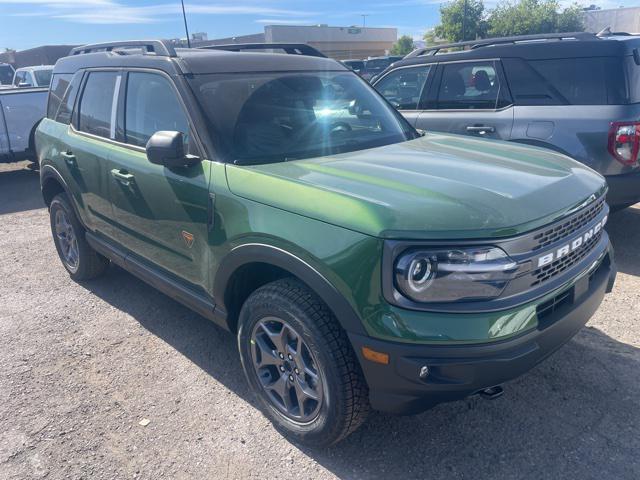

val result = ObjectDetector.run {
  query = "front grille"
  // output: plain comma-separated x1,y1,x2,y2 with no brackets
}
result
532,197,605,251
531,230,603,287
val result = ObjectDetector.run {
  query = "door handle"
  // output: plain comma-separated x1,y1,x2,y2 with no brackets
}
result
110,169,135,186
61,151,76,166
466,125,496,135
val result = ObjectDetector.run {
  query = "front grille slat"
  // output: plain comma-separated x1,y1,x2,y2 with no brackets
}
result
532,197,605,251
530,230,603,287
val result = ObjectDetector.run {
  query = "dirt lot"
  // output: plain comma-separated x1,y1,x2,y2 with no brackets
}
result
1,161,639,480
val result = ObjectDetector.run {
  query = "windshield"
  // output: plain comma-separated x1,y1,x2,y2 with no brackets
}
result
0,65,13,85
190,71,418,164
33,68,53,87
366,59,391,70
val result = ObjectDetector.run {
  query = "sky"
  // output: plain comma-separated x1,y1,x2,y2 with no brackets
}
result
0,0,637,51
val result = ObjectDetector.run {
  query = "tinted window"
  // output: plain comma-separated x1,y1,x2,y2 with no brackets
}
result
436,61,507,110
0,65,13,85
527,57,625,105
375,65,431,110
13,71,27,86
125,72,190,148
55,73,83,125
190,71,417,164
47,74,72,119
34,69,53,87
78,72,119,138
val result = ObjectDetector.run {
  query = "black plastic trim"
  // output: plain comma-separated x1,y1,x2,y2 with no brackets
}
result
85,232,226,329
351,253,613,415
213,243,367,335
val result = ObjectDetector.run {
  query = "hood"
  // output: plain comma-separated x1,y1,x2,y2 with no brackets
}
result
225,133,607,239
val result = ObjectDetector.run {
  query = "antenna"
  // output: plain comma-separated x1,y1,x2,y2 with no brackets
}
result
181,0,191,48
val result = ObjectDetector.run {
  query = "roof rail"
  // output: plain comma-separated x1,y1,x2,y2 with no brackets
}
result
405,32,598,58
70,40,177,58
199,43,327,58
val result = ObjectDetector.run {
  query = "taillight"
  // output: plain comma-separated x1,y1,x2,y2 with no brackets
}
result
608,121,640,166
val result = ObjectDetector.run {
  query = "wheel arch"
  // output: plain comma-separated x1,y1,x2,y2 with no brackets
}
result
40,165,86,228
214,243,367,336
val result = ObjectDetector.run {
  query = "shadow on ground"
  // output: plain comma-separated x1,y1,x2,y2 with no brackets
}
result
84,260,640,479
0,165,43,215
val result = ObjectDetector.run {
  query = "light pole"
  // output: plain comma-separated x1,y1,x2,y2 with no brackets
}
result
462,0,468,41
361,14,369,28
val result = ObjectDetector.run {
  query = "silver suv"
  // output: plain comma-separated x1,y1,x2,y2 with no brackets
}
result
373,32,640,209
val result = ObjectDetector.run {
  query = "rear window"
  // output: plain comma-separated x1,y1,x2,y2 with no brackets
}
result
0,65,13,85
47,74,72,119
78,71,120,138
504,57,627,105
34,69,53,87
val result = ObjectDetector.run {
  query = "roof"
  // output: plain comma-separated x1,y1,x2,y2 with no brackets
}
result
16,65,54,71
53,46,346,76
393,34,640,70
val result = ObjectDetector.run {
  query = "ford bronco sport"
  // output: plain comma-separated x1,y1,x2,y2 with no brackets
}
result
36,40,616,446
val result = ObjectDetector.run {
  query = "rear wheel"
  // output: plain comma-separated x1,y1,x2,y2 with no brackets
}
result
238,278,370,446
49,193,109,280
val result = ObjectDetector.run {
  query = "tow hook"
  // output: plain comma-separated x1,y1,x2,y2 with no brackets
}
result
480,385,504,400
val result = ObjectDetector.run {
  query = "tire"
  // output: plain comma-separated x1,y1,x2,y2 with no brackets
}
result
238,278,370,447
49,193,109,281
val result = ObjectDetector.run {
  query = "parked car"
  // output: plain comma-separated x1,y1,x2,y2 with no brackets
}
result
37,40,615,446
373,32,640,210
361,56,403,81
341,59,366,75
0,86,48,163
0,63,15,87
13,65,54,88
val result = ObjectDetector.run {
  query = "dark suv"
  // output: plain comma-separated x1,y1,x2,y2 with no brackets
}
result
373,32,640,209
37,40,615,446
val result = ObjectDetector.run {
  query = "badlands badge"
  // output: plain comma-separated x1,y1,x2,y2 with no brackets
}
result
181,230,195,249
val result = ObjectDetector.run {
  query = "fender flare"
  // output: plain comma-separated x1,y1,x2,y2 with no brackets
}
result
213,243,367,336
40,164,86,227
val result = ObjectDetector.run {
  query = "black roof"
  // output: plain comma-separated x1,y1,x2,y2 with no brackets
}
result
54,41,345,76
392,33,640,70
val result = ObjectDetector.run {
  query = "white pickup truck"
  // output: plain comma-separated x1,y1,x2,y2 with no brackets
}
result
0,87,48,163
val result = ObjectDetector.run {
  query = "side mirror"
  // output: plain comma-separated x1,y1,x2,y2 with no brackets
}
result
18,82,32,88
146,131,199,168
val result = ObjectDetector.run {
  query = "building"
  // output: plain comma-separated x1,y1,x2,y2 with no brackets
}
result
582,7,640,34
0,45,77,68
199,24,398,60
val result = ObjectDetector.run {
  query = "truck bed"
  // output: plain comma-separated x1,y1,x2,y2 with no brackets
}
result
0,87,48,163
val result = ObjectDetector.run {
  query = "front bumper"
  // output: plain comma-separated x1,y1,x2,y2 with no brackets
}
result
349,251,616,415
605,171,640,208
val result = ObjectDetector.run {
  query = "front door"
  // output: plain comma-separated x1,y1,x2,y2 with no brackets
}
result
107,70,211,291
373,64,433,127
416,60,514,140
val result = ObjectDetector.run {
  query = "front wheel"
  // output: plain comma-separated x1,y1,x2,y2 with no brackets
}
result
238,278,370,447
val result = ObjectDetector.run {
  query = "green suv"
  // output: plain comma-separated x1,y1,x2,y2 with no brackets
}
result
36,40,616,446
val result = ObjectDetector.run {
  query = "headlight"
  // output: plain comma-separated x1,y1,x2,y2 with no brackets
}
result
394,247,518,303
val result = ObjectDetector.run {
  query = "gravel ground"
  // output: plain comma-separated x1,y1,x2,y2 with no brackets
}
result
1,161,639,480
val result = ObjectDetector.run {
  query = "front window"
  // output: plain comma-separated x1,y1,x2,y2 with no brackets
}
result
34,68,53,87
190,71,417,164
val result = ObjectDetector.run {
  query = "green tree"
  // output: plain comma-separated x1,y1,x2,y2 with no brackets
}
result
433,0,486,42
391,35,415,56
488,0,583,37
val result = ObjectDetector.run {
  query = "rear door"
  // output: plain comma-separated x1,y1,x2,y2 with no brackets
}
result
107,70,211,291
64,70,121,235
416,59,514,140
373,64,434,127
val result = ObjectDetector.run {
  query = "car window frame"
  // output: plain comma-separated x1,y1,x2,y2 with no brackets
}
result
120,69,197,154
373,63,435,112
426,58,514,112
70,67,204,158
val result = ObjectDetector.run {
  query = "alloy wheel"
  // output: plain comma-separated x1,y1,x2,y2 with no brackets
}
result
250,317,324,423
